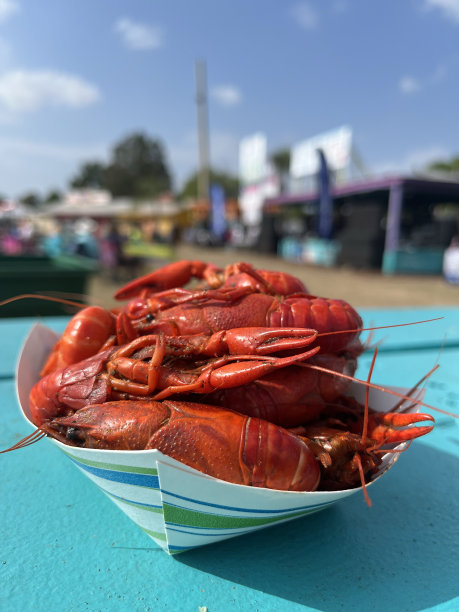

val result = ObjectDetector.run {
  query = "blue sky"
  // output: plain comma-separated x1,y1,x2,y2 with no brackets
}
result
0,0,458,198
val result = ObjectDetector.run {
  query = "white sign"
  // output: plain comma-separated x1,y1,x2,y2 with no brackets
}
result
239,132,268,185
239,174,279,225
290,126,352,179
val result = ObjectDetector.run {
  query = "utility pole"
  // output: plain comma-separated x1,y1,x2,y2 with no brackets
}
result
195,60,210,202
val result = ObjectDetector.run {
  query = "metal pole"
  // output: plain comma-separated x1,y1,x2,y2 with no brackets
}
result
195,60,210,201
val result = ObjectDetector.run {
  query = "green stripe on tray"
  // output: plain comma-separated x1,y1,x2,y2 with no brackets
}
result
163,503,317,529
59,448,158,475
139,526,167,542
104,490,164,514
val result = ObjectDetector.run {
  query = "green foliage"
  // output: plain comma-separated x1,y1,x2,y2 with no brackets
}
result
19,192,42,208
427,156,459,174
270,148,291,173
44,190,62,204
69,132,172,198
179,168,239,200
70,162,106,189
105,133,172,198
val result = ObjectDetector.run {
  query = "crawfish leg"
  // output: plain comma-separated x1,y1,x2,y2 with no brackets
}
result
107,334,166,396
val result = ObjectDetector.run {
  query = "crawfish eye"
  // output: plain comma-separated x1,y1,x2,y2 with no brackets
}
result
145,313,154,323
66,427,84,444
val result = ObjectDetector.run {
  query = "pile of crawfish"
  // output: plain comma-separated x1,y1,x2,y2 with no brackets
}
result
13,260,436,498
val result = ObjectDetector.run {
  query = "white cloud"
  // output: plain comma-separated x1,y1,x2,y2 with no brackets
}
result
331,1,349,14
432,64,448,82
0,138,107,160
372,145,450,176
424,0,459,23
0,138,108,197
167,131,197,186
399,75,421,94
115,18,163,50
403,145,450,170
211,131,239,173
0,36,12,69
0,69,101,113
169,129,239,188
290,2,319,29
211,85,242,107
0,0,19,24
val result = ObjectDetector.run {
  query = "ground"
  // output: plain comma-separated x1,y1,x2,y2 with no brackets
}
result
87,242,459,310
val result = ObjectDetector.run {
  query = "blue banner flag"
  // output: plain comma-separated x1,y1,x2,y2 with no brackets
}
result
316,148,333,239
210,183,226,239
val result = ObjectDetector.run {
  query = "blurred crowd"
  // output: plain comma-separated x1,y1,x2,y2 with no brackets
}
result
0,216,180,278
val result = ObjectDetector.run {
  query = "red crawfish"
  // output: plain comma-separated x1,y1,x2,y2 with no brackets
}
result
289,354,436,503
292,411,434,492
113,259,309,300
28,327,322,427
38,399,322,492
117,290,364,356
201,355,358,427
40,306,117,377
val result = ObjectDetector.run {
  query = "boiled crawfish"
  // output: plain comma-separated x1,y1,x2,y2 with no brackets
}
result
30,260,364,377
292,400,435,492
117,291,364,356
31,395,434,495
39,399,322,492
2,259,441,499
40,306,117,377
111,259,362,354
113,260,309,300
188,356,358,427
28,327,322,427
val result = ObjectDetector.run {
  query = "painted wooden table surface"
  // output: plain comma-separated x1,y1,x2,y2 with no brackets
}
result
1,310,458,612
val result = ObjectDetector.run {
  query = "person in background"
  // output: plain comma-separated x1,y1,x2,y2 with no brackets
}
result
443,235,459,284
39,219,62,257
73,218,99,259
100,221,123,280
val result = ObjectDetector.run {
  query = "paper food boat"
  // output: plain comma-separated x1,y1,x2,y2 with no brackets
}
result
16,323,425,555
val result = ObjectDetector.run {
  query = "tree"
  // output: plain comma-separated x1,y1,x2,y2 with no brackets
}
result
179,168,239,200
19,192,42,208
70,162,106,189
68,132,172,199
427,156,459,175
104,132,172,198
270,148,291,193
44,189,63,204
270,148,291,174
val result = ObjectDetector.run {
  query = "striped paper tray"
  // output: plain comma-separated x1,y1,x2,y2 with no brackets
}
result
16,323,423,555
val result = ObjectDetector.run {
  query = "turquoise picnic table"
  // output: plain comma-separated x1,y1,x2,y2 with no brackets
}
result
1,308,458,612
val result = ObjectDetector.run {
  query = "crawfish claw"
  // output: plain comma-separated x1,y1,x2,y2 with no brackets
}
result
377,412,435,426
367,411,435,444
114,261,221,300
224,327,318,355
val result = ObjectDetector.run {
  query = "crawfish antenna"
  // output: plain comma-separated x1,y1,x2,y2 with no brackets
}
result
0,293,87,310
316,317,444,340
390,336,444,414
0,429,47,453
361,347,378,447
355,454,372,507
357,347,378,507
391,363,440,414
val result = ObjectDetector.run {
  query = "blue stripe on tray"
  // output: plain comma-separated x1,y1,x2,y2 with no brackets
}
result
161,489,334,514
164,524,268,537
67,456,160,488
66,456,336,514
167,545,195,553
